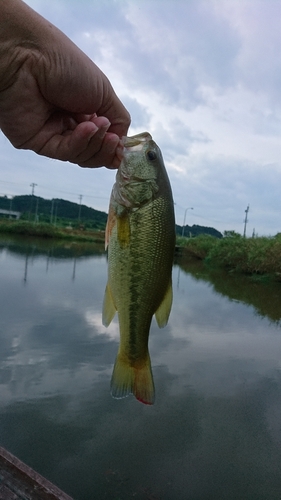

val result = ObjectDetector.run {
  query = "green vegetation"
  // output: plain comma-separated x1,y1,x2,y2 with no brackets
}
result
177,232,281,278
2,195,280,278
175,223,222,238
0,194,107,229
1,193,223,239
0,219,105,243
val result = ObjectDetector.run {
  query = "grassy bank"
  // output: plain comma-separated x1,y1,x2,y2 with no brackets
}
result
0,219,105,244
177,233,281,278
2,220,281,278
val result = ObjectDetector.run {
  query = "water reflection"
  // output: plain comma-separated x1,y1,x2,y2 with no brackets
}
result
176,254,281,324
1,235,281,500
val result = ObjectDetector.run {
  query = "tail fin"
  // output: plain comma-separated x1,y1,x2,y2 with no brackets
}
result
110,353,155,405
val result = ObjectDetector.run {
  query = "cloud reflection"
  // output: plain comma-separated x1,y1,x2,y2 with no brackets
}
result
1,241,281,498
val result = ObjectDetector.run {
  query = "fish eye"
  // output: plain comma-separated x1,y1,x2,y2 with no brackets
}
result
146,150,157,161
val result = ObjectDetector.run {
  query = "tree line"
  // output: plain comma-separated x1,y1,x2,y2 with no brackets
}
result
0,195,107,229
0,194,222,237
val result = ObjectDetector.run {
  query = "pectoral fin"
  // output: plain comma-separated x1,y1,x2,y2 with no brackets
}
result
105,205,116,250
155,279,173,328
102,283,116,326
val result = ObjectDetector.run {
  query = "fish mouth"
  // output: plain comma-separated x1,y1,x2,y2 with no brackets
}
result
122,132,152,150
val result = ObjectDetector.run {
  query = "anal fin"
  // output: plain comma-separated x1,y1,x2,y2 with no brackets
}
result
155,279,173,328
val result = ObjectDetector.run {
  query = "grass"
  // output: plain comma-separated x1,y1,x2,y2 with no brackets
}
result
177,233,281,277
0,219,105,244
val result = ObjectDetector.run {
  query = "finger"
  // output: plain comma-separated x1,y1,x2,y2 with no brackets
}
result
73,112,97,123
36,120,123,168
78,133,124,169
74,112,129,141
98,93,131,138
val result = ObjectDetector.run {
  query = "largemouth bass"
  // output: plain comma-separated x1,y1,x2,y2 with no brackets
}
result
102,132,175,405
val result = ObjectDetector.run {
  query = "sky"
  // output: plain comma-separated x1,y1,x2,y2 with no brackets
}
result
1,0,281,236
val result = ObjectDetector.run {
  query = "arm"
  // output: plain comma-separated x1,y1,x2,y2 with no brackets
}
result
0,0,130,168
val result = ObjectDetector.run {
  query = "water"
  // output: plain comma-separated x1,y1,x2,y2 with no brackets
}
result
1,235,281,500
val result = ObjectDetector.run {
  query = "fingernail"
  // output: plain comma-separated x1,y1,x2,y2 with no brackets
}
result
116,145,124,161
101,121,111,132
88,124,99,140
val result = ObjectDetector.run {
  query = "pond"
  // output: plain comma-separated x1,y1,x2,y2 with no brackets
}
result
1,235,281,500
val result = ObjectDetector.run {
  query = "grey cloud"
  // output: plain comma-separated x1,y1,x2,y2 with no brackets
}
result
251,108,281,137
63,0,240,110
120,95,152,129
27,0,129,35
4,0,281,237
171,155,281,235
232,1,281,106
156,119,211,161
113,0,241,107
26,0,281,112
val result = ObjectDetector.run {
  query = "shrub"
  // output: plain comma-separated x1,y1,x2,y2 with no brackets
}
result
183,234,218,259
180,233,281,275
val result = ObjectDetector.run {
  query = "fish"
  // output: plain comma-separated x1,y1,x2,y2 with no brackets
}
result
102,132,175,405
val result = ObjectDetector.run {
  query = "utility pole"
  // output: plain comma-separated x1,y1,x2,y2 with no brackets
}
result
9,197,13,219
78,195,83,224
243,204,249,238
182,207,194,237
30,183,37,196
54,200,59,226
34,197,39,223
29,183,37,220
50,199,54,224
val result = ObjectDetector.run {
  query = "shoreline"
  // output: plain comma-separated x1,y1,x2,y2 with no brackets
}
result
1,220,281,280
0,219,105,244
177,234,281,280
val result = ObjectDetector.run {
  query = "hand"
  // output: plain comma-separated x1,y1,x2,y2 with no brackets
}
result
0,0,130,169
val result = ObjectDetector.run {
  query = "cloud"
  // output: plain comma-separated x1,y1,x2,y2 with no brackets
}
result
172,154,281,234
1,0,281,235
120,1,241,105
217,0,281,105
120,95,152,129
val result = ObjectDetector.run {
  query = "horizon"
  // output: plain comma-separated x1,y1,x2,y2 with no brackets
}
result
0,192,269,238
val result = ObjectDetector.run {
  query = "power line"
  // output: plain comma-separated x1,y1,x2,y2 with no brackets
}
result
0,181,109,200
0,179,27,186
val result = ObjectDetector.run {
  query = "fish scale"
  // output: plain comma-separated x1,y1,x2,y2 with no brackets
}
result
102,132,175,404
111,200,172,350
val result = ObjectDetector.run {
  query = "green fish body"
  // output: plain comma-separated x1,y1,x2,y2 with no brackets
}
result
102,132,175,404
